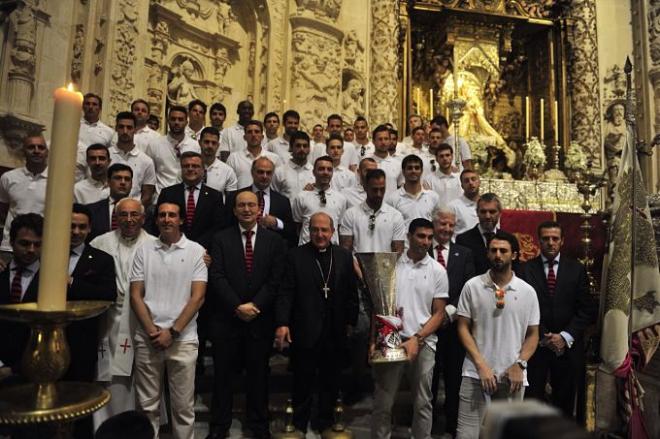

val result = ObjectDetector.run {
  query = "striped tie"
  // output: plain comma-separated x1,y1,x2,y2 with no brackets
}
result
436,245,446,268
244,230,254,274
111,205,118,230
186,186,196,228
257,191,265,217
9,266,24,303
547,259,556,296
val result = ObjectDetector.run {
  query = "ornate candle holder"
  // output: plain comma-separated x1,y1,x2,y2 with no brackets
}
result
447,95,466,168
544,142,567,182
0,301,111,426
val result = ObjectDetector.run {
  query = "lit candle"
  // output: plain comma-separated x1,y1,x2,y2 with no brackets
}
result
37,84,83,310
540,98,544,143
554,100,559,144
415,87,421,111
445,107,449,122
429,89,434,118
525,96,530,140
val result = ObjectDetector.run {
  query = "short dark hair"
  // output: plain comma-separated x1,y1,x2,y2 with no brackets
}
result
282,110,300,123
289,130,310,147
327,114,342,124
210,102,226,114
115,111,136,125
429,128,443,135
108,163,133,179
237,100,253,111
344,127,354,133
389,128,399,136
94,410,154,439
168,105,188,116
264,112,280,123
179,151,202,162
130,99,150,112
72,203,92,223
459,168,478,182
365,168,386,185
147,114,160,128
411,126,425,135
431,115,449,128
478,192,502,211
188,99,207,113
9,213,43,243
326,133,343,145
408,217,434,235
436,143,453,155
86,143,109,158
489,230,519,255
313,124,323,130
157,201,183,218
314,155,333,169
359,157,377,168
245,119,263,131
402,154,423,170
354,116,368,125
200,126,220,140
84,93,102,107
372,124,390,140
537,220,563,237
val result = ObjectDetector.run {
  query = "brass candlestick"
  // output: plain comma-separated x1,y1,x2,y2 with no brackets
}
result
274,399,304,439
322,397,353,439
0,301,111,425
447,94,466,168
544,142,567,182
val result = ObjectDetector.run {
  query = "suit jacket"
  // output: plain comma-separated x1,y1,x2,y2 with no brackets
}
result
156,183,226,249
455,225,490,275
429,242,476,307
208,225,286,339
65,245,117,382
519,255,594,348
275,243,358,349
226,186,297,247
87,197,111,241
0,266,39,372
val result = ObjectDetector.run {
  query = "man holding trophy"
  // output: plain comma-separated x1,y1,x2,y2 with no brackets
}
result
362,218,448,439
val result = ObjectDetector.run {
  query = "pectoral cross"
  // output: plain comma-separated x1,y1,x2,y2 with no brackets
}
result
322,285,330,299
120,338,131,354
98,345,106,358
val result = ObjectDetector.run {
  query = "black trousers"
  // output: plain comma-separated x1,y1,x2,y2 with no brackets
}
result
526,345,582,417
290,335,342,432
432,323,465,436
210,331,272,436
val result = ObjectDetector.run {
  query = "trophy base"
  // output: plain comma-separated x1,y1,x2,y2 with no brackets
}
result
370,347,409,364
0,381,110,424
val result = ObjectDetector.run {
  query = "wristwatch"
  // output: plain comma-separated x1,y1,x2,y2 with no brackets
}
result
169,327,181,340
413,333,425,346
516,359,527,370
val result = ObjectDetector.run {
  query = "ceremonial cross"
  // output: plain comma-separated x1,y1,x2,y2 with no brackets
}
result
98,345,106,358
120,338,131,353
322,285,330,299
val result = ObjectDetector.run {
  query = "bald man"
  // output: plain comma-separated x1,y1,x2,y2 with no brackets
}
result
207,190,286,438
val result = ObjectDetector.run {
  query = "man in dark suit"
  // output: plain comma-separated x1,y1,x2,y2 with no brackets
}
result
87,163,133,240
520,221,594,418
207,191,286,439
274,212,358,433
0,213,43,373
429,207,475,437
225,156,297,246
156,151,226,249
456,192,506,275
65,204,117,383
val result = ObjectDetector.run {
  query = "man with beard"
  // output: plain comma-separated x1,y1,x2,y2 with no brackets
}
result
262,112,280,146
79,93,113,147
447,169,481,236
209,102,227,133
456,192,504,275
371,218,448,439
199,127,238,197
369,125,403,196
342,157,377,209
219,100,255,160
271,130,314,199
185,99,207,140
423,143,462,207
430,115,473,170
131,99,160,152
74,143,110,204
109,111,157,206
456,231,539,439
274,212,358,433
265,110,299,162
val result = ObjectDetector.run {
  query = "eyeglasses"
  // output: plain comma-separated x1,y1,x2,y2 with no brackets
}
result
319,190,327,206
368,213,376,231
116,211,143,219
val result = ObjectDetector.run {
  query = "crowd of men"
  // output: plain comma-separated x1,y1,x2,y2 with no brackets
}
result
0,95,596,439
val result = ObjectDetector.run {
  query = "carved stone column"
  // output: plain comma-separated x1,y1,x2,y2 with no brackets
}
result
566,0,602,167
289,1,343,131
369,0,400,127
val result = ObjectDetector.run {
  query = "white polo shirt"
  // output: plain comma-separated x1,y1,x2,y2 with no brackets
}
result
385,187,439,228
447,194,478,235
330,166,356,191
312,141,359,169
271,160,314,200
219,123,246,154
74,177,109,204
423,171,462,207
292,187,347,245
109,145,157,199
226,148,282,188
355,141,375,159
0,167,48,251
396,252,449,348
185,125,205,141
130,234,207,342
204,158,238,195
145,134,199,193
339,201,406,253
457,271,540,384
371,154,403,195
444,135,473,161
401,146,434,177
342,184,367,209
133,126,160,153
264,136,292,163
79,118,113,147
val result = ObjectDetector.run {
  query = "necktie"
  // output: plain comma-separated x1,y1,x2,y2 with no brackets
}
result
9,266,24,303
186,186,196,228
174,142,182,158
547,259,556,296
110,202,118,230
257,191,265,217
203,168,208,185
436,245,446,268
244,230,254,274
483,231,494,244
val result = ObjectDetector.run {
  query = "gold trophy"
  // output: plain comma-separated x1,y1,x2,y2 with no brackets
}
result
356,252,407,363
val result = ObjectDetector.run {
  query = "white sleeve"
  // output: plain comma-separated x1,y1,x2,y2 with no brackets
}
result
460,138,472,160
191,246,208,282
291,194,304,223
142,157,157,186
225,167,238,192
339,208,355,237
219,128,230,153
528,288,541,326
434,266,450,299
456,282,473,319
129,245,146,282
392,211,407,241
0,174,9,204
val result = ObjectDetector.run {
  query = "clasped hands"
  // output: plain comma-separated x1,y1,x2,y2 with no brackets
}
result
477,362,524,395
148,325,173,350
542,332,566,355
236,302,260,322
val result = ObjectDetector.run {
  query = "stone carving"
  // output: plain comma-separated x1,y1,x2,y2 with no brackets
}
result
9,3,37,80
214,48,230,84
370,0,400,126
603,101,626,182
647,1,660,139
423,0,557,19
603,64,627,101
151,21,169,63
343,30,364,69
295,0,342,23
215,0,236,35
109,0,139,117
175,0,212,20
266,0,287,108
167,57,201,106
341,75,365,124
70,24,85,85
147,64,165,117
566,0,602,166
258,23,269,115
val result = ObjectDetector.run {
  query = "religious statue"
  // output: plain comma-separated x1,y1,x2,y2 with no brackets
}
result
167,58,199,106
603,102,626,182
341,78,365,125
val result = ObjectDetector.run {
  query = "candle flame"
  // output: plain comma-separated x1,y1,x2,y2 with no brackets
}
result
66,83,76,92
